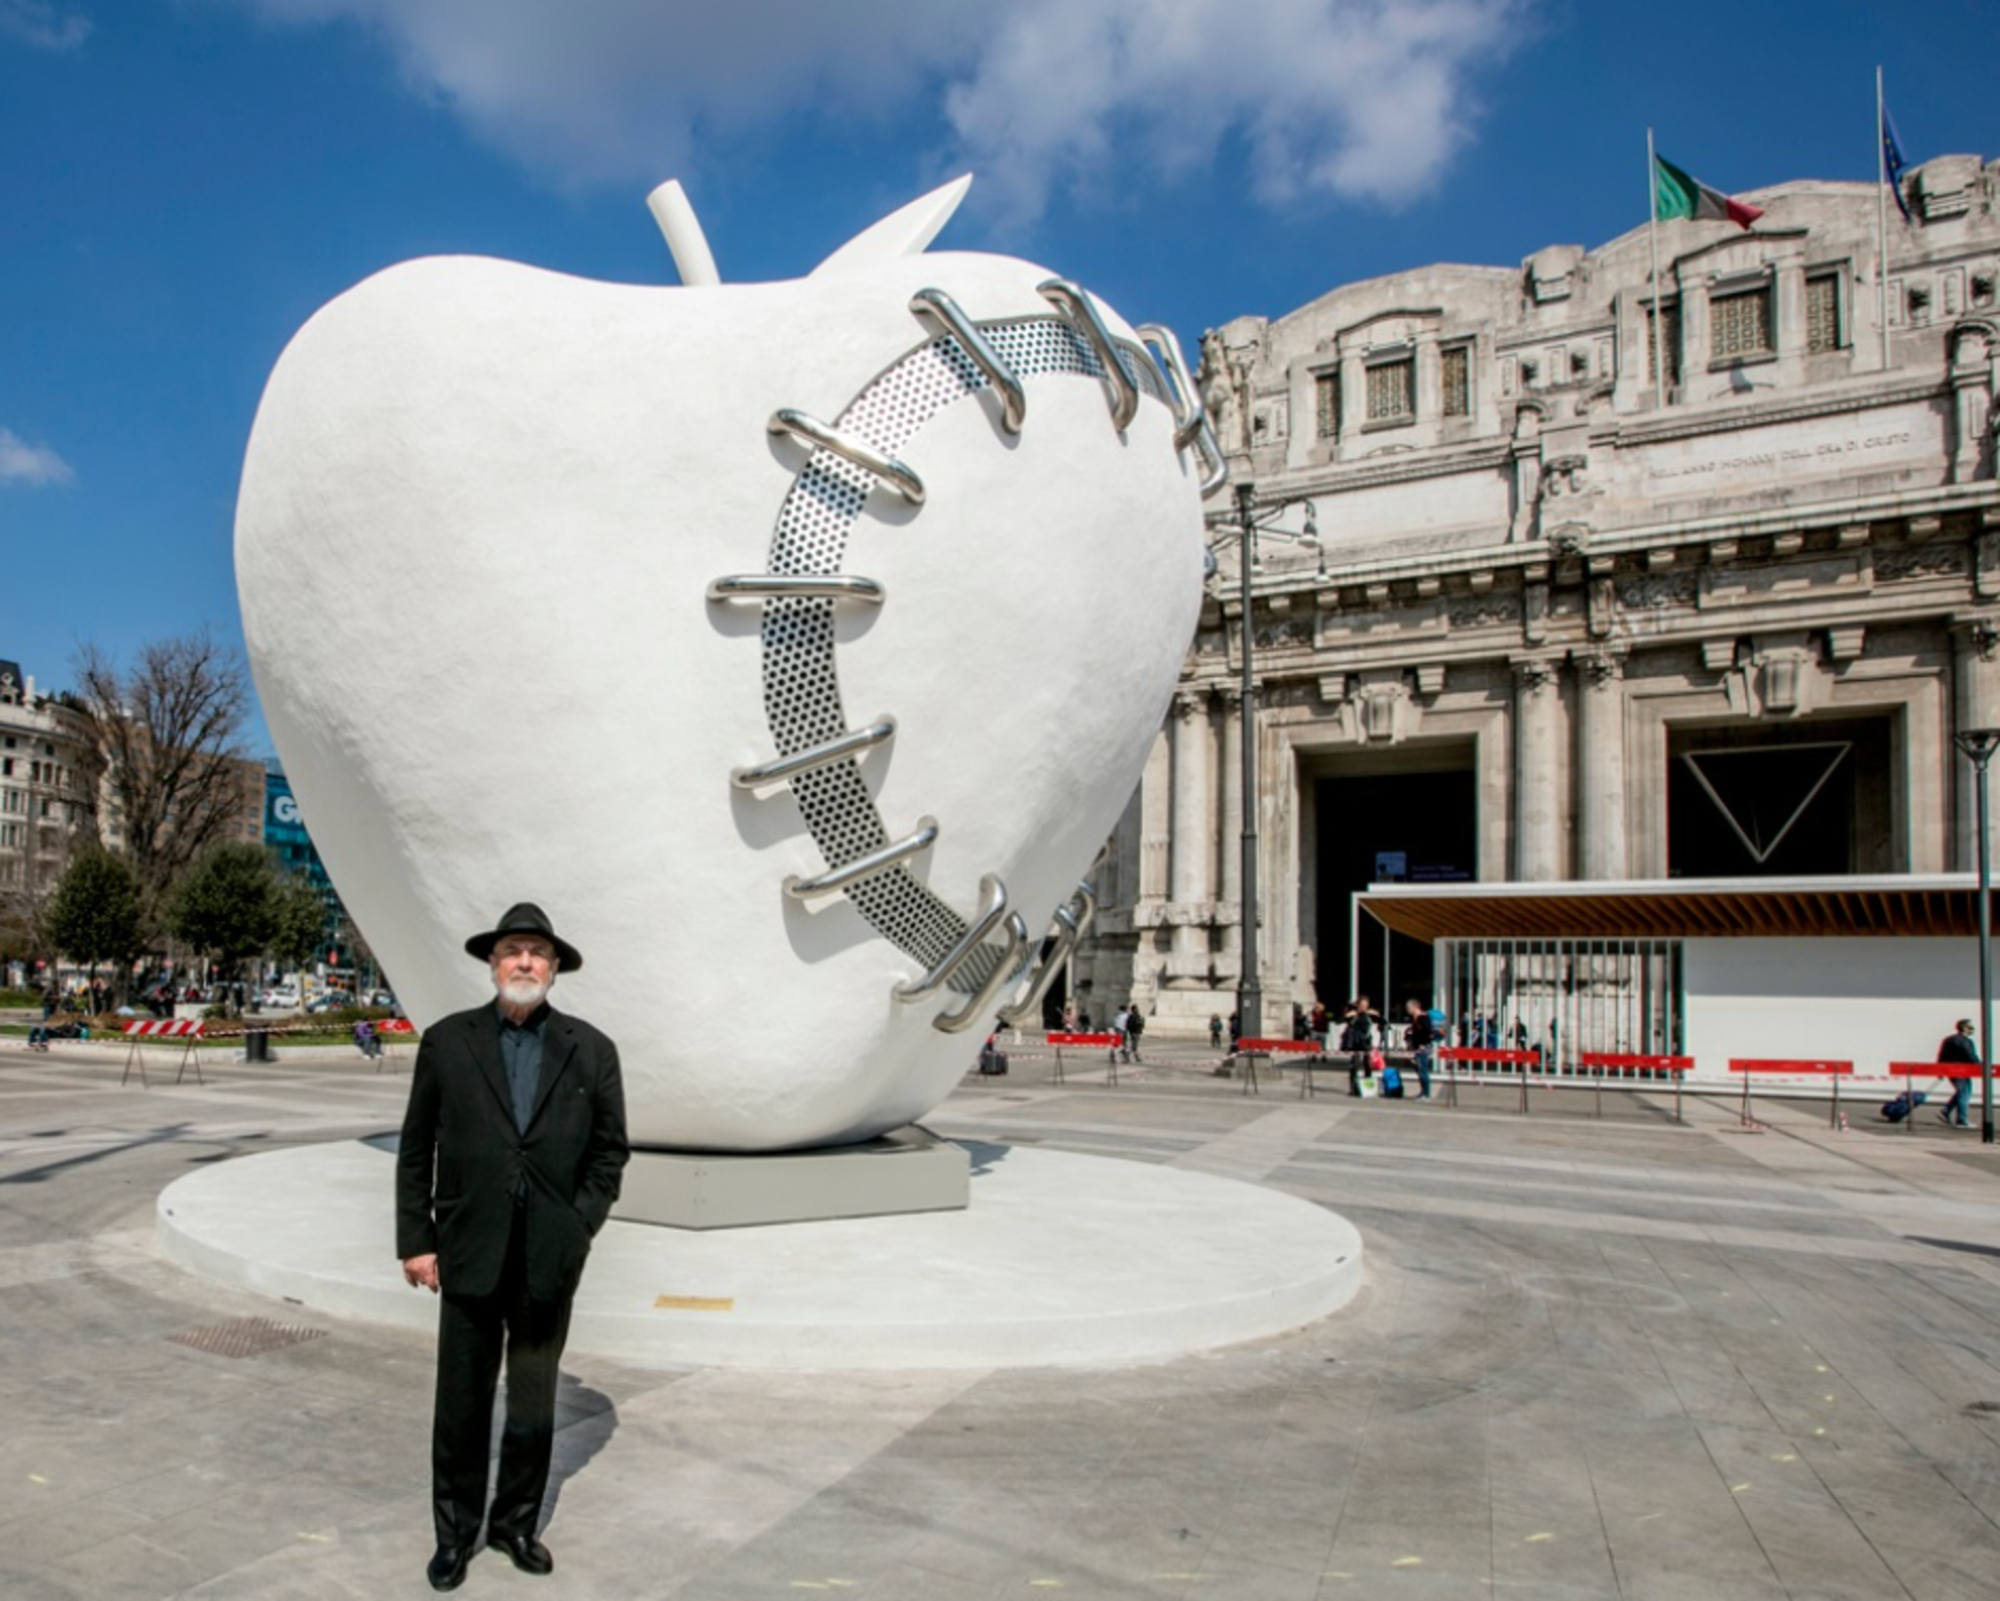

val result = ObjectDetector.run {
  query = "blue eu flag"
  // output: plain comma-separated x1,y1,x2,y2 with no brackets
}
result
1881,104,1912,223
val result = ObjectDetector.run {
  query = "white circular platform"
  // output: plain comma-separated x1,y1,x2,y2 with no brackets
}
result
156,1139,1363,1370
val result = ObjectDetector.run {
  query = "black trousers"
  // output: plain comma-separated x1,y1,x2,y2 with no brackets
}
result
432,1209,573,1546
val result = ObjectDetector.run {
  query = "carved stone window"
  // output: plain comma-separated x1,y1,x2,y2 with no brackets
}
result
1314,370,1340,439
1365,357,1414,424
1441,345,1470,417
1711,286,1772,361
1806,272,1842,353
1647,299,1682,385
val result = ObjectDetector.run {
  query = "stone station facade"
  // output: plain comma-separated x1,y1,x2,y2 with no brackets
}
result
1076,156,2000,1037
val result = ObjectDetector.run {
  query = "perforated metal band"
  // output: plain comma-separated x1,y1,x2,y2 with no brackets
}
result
758,313,1168,990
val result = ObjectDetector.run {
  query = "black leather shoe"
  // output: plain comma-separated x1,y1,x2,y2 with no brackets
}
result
487,1531,554,1575
426,1545,471,1591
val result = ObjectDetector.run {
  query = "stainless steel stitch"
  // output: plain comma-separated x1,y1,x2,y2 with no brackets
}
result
741,304,1183,1017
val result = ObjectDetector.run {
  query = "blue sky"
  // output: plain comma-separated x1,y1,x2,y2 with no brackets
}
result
3,0,1993,755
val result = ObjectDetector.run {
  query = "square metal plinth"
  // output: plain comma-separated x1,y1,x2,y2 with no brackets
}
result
611,1125,970,1230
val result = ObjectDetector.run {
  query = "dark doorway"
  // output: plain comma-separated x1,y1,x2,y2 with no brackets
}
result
1313,754,1476,1012
1667,716,1894,877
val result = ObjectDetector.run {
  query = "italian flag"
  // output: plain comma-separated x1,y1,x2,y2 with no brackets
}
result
1654,155,1765,229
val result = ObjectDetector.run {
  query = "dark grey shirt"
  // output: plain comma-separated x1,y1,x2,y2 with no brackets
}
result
497,1001,548,1134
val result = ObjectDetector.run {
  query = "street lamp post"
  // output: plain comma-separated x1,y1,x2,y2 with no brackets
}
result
1234,481,1262,1047
1213,481,1318,1046
1955,727,2000,1145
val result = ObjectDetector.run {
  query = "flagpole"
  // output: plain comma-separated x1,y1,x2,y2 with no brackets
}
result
1876,65,1891,371
1648,126,1665,409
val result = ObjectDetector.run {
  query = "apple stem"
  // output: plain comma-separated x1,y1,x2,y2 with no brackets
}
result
646,180,721,286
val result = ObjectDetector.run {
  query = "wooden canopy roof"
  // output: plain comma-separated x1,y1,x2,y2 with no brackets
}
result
1356,876,1989,944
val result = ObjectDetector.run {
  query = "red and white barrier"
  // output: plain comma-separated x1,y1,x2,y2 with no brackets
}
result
122,1018,206,1087
122,1019,204,1039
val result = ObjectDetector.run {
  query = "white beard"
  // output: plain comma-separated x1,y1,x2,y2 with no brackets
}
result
497,976,550,1010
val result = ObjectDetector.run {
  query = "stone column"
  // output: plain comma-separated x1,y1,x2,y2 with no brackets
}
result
1216,685,1243,971
1169,690,1214,969
1953,619,2000,870
1138,726,1172,901
1108,784,1143,911
1575,648,1628,880
1513,656,1563,881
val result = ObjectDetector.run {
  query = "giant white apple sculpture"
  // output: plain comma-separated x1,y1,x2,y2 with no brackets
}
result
235,177,1221,1151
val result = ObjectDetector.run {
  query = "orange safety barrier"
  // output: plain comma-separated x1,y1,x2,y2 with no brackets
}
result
1435,1046,1541,1112
1235,1037,1332,1098
1728,1058,1852,1128
1045,1032,1123,1086
1580,1052,1693,1122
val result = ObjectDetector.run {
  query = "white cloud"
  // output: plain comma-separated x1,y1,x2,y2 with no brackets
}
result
0,429,76,488
219,0,1526,220
0,0,92,51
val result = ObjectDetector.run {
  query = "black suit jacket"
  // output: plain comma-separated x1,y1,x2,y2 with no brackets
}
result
396,1001,629,1303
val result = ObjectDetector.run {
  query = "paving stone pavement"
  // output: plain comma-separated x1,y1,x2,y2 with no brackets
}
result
1,1036,1998,1598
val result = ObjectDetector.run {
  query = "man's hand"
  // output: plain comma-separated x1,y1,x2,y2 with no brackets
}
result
402,1253,440,1293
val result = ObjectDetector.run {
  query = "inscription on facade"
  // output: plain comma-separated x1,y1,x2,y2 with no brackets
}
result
1641,406,1940,491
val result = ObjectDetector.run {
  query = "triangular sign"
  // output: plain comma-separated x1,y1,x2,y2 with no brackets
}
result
1681,743,1851,866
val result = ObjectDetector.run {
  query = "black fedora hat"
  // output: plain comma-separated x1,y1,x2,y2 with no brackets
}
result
464,903,583,973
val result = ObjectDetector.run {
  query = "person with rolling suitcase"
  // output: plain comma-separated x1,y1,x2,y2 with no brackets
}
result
1937,1018,1979,1128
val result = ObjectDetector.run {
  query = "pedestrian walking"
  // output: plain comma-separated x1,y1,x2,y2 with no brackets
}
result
1938,1018,1980,1128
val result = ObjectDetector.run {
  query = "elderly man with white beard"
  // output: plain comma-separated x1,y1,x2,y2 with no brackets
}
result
396,904,629,1591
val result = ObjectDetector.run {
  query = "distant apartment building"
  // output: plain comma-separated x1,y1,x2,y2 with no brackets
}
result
0,658,92,949
1077,154,2000,1045
1,655,265,959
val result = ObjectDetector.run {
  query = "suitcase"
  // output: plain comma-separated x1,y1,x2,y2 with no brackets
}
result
1380,1064,1404,1098
1880,1090,1926,1123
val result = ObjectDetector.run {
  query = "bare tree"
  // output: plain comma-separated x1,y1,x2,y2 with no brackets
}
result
70,631,253,932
